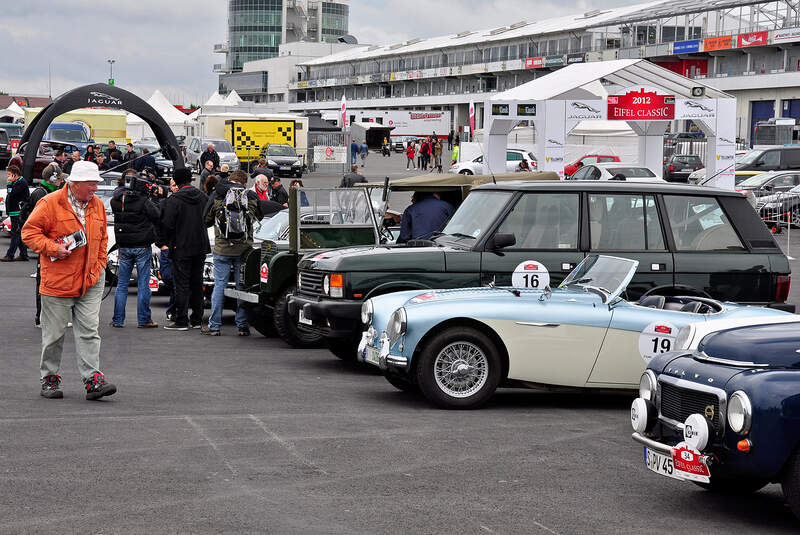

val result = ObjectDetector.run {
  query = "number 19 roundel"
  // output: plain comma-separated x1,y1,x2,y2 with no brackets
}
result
638,322,678,362
511,260,550,289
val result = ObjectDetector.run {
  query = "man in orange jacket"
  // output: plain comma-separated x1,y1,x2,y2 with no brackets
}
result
22,161,117,400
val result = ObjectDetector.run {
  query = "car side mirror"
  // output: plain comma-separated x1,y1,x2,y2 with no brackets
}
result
489,233,516,250
754,160,764,167
764,184,773,191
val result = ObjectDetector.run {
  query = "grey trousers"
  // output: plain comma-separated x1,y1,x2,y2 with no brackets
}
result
40,272,105,382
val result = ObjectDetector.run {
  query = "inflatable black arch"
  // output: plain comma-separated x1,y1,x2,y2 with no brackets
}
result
20,83,185,180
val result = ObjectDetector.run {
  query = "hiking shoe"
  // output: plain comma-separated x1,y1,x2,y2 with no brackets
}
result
109,322,123,328
238,326,250,337
84,373,116,401
41,375,64,399
138,322,158,328
163,322,189,331
200,325,220,336
0,256,14,262
191,322,202,329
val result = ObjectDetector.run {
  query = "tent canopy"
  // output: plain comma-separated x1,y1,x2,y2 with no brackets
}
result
0,101,24,118
223,90,243,106
204,92,226,106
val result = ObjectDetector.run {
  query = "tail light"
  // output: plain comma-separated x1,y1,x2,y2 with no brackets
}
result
668,165,674,172
776,274,791,302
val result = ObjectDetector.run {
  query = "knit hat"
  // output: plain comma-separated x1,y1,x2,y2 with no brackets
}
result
174,168,192,185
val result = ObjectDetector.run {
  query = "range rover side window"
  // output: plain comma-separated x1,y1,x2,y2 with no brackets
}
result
759,150,780,168
495,193,579,249
589,194,664,250
663,195,745,251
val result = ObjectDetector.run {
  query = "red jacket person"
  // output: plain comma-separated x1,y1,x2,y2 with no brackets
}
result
22,161,117,400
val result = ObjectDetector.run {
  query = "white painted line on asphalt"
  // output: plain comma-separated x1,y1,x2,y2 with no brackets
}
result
533,521,561,535
248,414,328,475
184,415,238,477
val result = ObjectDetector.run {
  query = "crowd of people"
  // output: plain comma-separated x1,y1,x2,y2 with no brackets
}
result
6,144,303,400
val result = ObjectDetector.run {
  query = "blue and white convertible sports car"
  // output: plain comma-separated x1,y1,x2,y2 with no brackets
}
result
357,255,792,409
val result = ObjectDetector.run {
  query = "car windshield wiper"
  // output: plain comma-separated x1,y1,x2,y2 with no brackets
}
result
446,232,476,239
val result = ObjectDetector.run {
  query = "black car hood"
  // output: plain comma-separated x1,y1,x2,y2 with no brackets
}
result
298,245,454,271
268,155,300,165
697,323,800,369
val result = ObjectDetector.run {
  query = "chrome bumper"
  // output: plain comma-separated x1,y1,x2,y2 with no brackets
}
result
631,432,673,455
224,288,259,303
357,328,409,371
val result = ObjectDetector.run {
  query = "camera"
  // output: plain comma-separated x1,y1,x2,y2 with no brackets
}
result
124,172,157,195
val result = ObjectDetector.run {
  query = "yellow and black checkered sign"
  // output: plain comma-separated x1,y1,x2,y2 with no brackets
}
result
226,120,296,162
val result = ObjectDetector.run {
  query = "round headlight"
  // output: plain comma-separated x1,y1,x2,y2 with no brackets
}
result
360,299,374,325
387,307,407,343
727,391,752,435
323,275,330,295
639,370,657,402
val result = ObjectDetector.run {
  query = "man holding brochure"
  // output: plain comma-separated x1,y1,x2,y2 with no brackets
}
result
22,161,117,400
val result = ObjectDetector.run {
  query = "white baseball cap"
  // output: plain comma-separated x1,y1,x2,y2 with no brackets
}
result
67,161,103,182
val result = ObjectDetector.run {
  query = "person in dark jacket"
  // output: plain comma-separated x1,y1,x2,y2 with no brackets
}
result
63,150,81,174
109,172,161,328
122,143,137,170
250,158,273,180
84,144,97,162
199,159,215,191
339,164,366,188
1,165,30,261
269,177,289,206
200,143,220,172
160,168,210,330
26,163,66,325
104,141,117,160
396,192,455,244
135,147,157,175
107,150,123,171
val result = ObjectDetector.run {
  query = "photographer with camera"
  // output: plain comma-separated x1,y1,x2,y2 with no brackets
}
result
109,169,161,328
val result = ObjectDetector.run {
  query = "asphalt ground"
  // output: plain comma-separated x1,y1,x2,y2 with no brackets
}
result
1,158,800,533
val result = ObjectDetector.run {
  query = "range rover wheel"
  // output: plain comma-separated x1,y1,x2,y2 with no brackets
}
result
694,476,768,494
273,285,323,348
325,337,359,361
384,373,418,393
416,327,501,409
782,448,800,519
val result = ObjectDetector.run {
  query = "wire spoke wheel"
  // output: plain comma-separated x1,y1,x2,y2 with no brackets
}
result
433,341,489,398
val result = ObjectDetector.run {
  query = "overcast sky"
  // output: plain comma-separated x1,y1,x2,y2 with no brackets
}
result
1,0,624,106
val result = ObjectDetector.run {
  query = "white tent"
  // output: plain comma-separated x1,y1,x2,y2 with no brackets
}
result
204,92,226,106
126,90,191,140
0,101,24,118
223,90,243,106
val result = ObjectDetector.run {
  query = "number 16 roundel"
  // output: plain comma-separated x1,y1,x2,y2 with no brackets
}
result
511,260,550,290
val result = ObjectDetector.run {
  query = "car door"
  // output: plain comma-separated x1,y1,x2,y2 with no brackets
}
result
569,166,591,180
480,191,584,288
505,150,523,172
586,192,673,300
664,194,772,303
764,173,797,194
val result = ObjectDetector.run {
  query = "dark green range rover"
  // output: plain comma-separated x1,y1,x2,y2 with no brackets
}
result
288,180,793,360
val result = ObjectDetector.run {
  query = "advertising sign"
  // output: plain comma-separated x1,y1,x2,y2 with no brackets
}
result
737,31,767,47
490,103,509,116
675,99,717,120
774,27,800,43
672,40,700,53
566,53,586,64
314,146,347,164
517,104,537,117
352,110,450,138
525,57,543,69
544,55,565,67
704,36,732,51
566,100,605,121
608,88,675,120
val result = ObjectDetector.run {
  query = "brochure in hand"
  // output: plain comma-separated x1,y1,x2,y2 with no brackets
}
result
50,229,87,261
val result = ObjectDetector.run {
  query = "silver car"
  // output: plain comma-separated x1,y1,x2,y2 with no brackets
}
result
184,137,240,173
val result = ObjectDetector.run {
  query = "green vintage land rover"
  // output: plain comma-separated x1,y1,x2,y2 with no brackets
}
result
288,180,793,360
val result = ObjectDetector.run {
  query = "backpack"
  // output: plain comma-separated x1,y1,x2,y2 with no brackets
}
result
215,186,249,242
19,186,47,227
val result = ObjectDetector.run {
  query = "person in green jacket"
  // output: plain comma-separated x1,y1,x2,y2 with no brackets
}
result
450,142,460,167
202,169,258,336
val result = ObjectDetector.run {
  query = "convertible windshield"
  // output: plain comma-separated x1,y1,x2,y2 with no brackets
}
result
440,191,512,239
559,255,638,302
739,173,777,187
254,211,289,241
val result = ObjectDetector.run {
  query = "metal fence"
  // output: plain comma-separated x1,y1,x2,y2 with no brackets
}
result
307,132,347,174
754,190,798,256
663,139,749,162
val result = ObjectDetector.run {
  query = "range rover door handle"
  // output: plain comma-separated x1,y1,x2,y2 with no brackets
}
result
515,321,560,327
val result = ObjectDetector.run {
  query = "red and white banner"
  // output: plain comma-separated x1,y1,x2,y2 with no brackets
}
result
469,101,475,138
340,94,347,130
737,31,767,48
608,88,675,121
525,57,543,69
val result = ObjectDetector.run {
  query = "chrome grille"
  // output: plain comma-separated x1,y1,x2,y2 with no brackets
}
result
298,269,325,295
659,380,721,432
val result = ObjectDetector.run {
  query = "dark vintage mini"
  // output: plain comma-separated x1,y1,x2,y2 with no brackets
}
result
630,320,800,521
289,180,793,360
